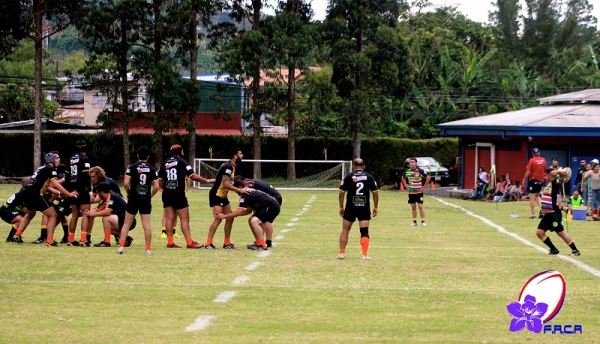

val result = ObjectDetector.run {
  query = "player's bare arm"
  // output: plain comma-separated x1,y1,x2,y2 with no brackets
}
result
372,190,379,217
338,190,345,217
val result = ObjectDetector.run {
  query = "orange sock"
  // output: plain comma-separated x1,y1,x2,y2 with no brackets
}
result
103,231,111,243
16,229,23,236
360,237,370,256
167,236,174,245
256,238,266,248
186,238,193,246
80,232,88,243
224,237,231,246
339,249,346,254
46,236,53,244
205,238,213,246
146,244,152,251
68,233,75,242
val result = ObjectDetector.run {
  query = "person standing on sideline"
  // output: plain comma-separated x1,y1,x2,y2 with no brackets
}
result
159,144,215,249
12,152,77,245
574,159,586,194
205,147,246,250
337,158,379,260
582,161,600,214
233,175,282,248
523,148,547,219
117,146,160,255
537,168,580,256
402,157,430,226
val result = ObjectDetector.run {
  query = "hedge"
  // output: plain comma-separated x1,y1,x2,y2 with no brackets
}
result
0,133,458,186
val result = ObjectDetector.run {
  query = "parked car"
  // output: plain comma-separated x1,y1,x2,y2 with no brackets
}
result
389,157,451,188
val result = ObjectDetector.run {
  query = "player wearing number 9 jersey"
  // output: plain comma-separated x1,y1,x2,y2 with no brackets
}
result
117,146,159,254
158,144,214,249
337,158,379,260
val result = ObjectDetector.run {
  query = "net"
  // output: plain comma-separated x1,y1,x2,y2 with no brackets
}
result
193,159,352,190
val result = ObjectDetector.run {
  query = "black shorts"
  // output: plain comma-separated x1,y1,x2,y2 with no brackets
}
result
127,198,152,215
118,214,136,231
162,192,188,210
23,194,52,212
253,205,280,224
53,202,71,218
0,206,22,224
408,193,424,204
528,180,543,194
538,212,564,233
69,190,91,206
343,206,371,222
209,193,230,208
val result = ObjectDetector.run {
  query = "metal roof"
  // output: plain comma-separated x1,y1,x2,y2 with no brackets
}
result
538,89,600,104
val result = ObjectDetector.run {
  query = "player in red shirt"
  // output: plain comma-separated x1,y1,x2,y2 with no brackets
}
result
523,148,547,219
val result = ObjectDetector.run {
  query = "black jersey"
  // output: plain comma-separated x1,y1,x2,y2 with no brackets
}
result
158,156,196,195
98,191,128,215
2,189,25,212
126,161,158,199
339,170,378,208
246,179,281,199
211,160,236,198
68,153,91,192
238,189,279,211
23,164,58,197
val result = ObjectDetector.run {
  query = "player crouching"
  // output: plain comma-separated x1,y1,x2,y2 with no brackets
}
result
214,179,280,250
83,182,135,247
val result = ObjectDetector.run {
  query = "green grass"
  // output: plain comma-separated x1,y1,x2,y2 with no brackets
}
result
0,185,599,343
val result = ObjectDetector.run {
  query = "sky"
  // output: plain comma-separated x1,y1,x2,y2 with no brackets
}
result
308,0,600,24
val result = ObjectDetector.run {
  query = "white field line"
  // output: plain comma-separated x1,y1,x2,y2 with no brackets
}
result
257,250,271,258
245,262,261,271
296,213,304,216
435,198,600,279
213,291,236,303
275,235,284,240
232,276,250,285
290,218,299,222
186,315,215,331
286,223,295,227
281,229,291,233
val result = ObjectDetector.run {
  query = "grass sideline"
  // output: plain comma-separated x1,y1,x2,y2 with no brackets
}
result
0,184,598,343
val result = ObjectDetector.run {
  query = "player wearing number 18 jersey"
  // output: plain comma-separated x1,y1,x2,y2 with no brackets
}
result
338,159,379,260
158,144,214,249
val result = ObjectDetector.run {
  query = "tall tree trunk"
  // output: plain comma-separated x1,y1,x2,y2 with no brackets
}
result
251,0,262,179
286,63,296,179
120,16,130,168
33,0,43,170
353,25,364,159
188,9,197,165
152,0,164,168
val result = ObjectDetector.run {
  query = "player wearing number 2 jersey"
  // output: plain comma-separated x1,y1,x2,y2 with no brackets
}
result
117,146,159,254
337,159,379,260
158,144,214,249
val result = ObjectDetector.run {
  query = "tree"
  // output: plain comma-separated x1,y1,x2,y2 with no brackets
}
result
325,0,411,158
0,84,58,123
263,0,317,179
73,0,150,169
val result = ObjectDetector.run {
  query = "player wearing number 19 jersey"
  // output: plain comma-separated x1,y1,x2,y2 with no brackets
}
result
338,159,379,260
158,144,214,249
65,140,92,246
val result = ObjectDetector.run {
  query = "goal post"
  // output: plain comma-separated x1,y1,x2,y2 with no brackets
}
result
193,159,352,190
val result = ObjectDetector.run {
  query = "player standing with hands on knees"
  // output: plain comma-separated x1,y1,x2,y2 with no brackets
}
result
338,159,379,260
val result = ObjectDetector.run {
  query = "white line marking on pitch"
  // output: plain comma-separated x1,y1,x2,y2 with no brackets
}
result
232,276,250,285
245,262,261,271
291,217,299,222
296,213,304,216
281,229,291,233
257,250,271,258
435,198,600,279
186,315,215,331
304,204,311,208
275,235,284,240
214,291,236,303
286,223,295,227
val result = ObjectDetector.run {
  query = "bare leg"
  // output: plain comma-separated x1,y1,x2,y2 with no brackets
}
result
175,207,192,240
339,219,353,251
418,203,426,220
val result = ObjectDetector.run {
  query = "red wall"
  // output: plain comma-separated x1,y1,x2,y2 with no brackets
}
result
113,112,242,131
463,140,528,190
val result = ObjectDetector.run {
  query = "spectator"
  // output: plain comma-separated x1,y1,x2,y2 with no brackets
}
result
509,181,523,201
468,167,489,200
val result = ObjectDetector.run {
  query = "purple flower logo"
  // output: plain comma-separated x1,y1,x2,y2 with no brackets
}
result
507,295,548,333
